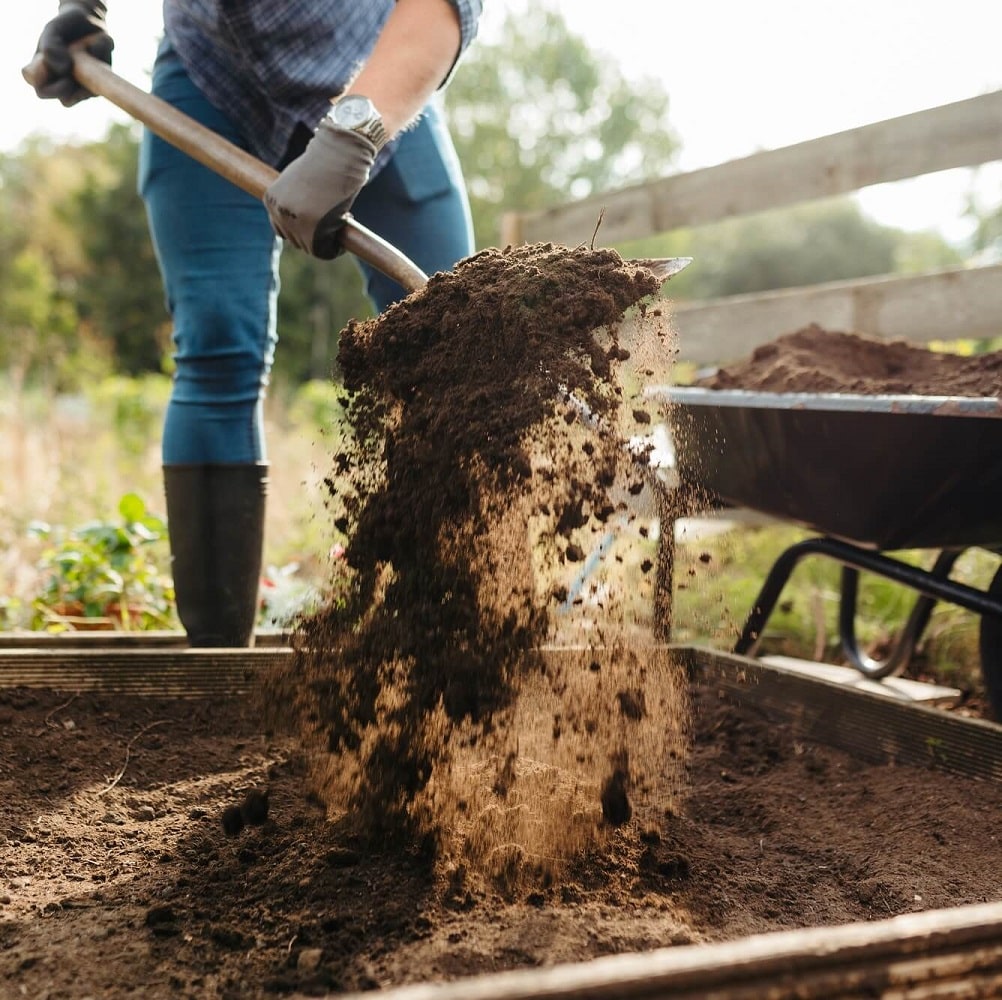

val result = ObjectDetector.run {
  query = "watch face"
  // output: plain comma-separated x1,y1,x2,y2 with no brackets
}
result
335,95,373,127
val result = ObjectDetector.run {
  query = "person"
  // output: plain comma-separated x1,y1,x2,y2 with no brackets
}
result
29,0,482,647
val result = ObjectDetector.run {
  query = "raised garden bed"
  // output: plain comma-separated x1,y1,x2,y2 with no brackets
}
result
2,641,1001,998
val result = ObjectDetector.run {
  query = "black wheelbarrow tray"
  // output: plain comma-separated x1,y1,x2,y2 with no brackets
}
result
651,386,1002,714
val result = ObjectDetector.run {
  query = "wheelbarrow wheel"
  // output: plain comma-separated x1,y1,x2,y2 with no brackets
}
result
978,563,1002,721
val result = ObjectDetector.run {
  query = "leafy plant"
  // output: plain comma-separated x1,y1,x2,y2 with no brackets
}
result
27,492,176,631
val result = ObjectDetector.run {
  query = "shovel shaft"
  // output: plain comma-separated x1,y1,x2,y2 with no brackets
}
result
22,48,429,292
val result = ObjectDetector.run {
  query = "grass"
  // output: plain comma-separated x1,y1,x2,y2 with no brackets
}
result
0,374,343,631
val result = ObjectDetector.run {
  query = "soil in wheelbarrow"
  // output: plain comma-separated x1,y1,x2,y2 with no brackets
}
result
697,323,1002,396
3,682,1002,997
690,323,1001,716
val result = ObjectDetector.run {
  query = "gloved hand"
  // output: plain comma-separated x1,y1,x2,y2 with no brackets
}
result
32,1,114,107
264,120,377,260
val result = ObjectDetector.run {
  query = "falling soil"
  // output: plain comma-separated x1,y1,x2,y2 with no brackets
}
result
699,323,1002,396
263,243,687,885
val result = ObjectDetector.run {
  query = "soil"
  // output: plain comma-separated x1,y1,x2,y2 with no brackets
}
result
3,681,1001,998
265,243,684,870
698,323,1002,396
6,261,1002,996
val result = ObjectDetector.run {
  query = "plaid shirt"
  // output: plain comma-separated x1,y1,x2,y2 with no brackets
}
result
162,0,482,167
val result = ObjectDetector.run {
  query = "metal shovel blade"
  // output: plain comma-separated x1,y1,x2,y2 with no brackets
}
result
631,257,693,282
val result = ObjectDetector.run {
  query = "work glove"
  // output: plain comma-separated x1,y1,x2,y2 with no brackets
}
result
32,1,114,107
264,120,377,260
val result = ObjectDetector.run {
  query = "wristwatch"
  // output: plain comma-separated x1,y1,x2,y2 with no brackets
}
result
325,94,389,151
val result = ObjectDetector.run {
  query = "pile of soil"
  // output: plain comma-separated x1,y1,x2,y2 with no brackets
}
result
699,324,1002,396
3,682,1000,997
265,243,685,884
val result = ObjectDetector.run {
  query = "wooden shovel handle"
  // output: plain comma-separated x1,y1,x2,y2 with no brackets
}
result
22,47,429,292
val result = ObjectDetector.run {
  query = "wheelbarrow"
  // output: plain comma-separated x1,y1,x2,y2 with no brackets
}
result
649,386,1002,717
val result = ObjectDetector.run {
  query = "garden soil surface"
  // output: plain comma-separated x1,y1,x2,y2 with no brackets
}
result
4,256,1002,997
3,681,1002,998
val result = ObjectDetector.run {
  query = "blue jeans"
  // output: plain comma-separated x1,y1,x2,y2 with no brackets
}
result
139,44,475,465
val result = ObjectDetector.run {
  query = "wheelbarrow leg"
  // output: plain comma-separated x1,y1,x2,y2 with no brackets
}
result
735,537,1002,659
653,486,675,643
839,549,964,680
733,538,817,656
978,561,1002,720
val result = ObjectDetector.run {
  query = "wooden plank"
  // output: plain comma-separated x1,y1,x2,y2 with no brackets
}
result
0,647,293,698
5,643,999,785
661,263,1002,365
679,646,1002,784
511,91,1002,247
0,631,190,649
760,654,963,706
331,901,1002,999
0,628,291,649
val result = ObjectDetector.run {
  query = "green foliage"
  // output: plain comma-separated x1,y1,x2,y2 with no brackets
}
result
0,145,115,389
1,138,91,273
444,1,680,246
286,378,348,433
0,248,79,383
893,230,966,274
682,200,899,299
25,493,176,631
65,124,170,374
965,184,1002,257
620,199,964,303
85,373,172,457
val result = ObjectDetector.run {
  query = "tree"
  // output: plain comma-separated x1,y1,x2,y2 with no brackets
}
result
66,123,171,374
444,2,681,247
0,248,85,388
0,141,110,389
645,199,960,302
684,200,901,299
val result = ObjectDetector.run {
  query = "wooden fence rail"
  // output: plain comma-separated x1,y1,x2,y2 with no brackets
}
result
668,261,1002,365
501,90,1002,364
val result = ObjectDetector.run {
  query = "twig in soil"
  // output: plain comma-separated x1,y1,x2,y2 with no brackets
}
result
95,720,170,797
44,694,78,728
589,209,606,250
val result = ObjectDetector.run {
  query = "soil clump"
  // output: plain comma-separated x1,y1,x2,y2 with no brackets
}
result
699,323,1002,396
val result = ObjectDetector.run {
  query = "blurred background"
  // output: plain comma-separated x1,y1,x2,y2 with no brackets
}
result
1,0,1000,693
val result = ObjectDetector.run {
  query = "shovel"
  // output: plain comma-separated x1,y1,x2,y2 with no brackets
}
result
22,48,692,290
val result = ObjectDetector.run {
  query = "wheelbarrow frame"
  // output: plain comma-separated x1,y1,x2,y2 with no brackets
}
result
651,386,1002,716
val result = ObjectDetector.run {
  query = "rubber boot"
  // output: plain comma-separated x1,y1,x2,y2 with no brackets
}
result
163,463,269,647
